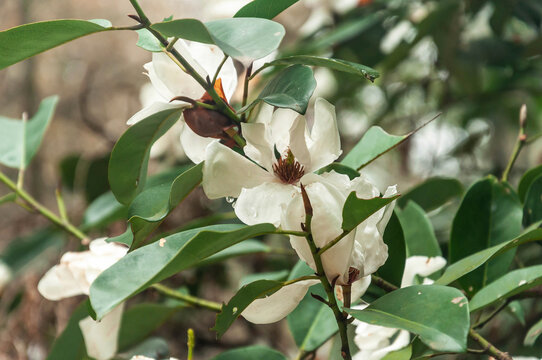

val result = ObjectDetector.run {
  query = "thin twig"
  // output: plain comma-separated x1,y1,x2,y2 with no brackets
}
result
212,55,229,85
502,104,527,182
152,283,222,312
468,329,513,360
241,63,253,122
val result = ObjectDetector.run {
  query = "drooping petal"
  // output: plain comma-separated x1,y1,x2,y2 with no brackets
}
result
202,141,275,199
37,263,86,300
79,303,124,360
241,122,275,172
241,279,319,324
401,256,447,287
307,98,342,172
235,182,298,226
179,122,215,164
126,101,184,126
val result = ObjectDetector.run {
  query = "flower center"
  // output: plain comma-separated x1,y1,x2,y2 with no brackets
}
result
272,149,305,184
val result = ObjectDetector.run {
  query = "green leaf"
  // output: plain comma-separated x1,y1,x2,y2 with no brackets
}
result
135,28,162,52
341,116,438,171
90,223,275,319
524,317,542,346
122,337,169,358
107,226,133,247
469,265,542,312
0,20,110,69
127,163,203,249
108,107,182,205
518,165,542,202
240,64,316,114
316,162,360,180
80,191,128,230
382,345,412,360
342,192,399,232
378,211,406,287
257,55,379,81
397,177,463,212
287,262,337,351
347,285,469,352
234,0,299,19
523,175,542,226
118,303,182,351
211,345,287,360
199,239,271,267
151,18,284,60
449,176,522,296
396,202,441,257
240,270,289,287
435,229,542,286
213,279,287,338
0,96,58,168
46,301,89,360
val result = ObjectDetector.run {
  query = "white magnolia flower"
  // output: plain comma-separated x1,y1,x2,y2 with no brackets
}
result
241,171,397,324
203,98,342,227
127,40,238,164
38,239,128,360
352,255,446,360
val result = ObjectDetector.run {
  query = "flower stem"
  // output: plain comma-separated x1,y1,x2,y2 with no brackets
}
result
152,283,222,312
371,275,398,292
317,230,349,256
187,328,195,360
502,104,527,182
241,63,253,122
468,329,512,360
212,54,229,85
0,170,87,241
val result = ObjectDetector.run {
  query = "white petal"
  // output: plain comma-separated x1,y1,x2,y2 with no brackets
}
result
353,224,388,277
0,261,12,292
126,101,184,126
241,279,319,324
79,303,124,360
269,108,299,154
235,182,298,226
202,141,274,199
253,102,275,125
350,275,372,302
369,330,410,360
179,121,215,164
288,116,311,169
241,122,275,171
37,263,85,300
401,256,447,287
307,98,342,171
377,185,398,235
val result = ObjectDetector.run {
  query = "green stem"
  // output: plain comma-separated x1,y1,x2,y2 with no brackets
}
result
152,283,222,312
0,170,87,241
187,328,195,360
502,104,527,182
274,229,308,237
371,275,399,292
241,63,253,122
468,329,512,360
473,300,510,329
317,231,349,257
212,54,229,85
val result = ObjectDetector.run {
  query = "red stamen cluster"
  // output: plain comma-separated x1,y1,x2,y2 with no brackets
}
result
272,152,305,184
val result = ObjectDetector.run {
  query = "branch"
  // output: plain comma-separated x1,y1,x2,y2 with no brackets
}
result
502,104,527,182
152,283,222,312
468,329,513,360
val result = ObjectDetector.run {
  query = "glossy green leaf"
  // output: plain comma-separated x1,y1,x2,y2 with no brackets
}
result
240,65,316,114
341,116,438,171
347,285,469,352
523,175,542,226
135,28,162,52
107,226,133,247
90,223,275,319
316,162,360,180
396,202,441,257
378,211,406,287
152,18,284,60
342,192,400,232
108,107,182,205
469,265,542,311
382,345,412,360
234,0,299,19
46,301,89,360
287,262,337,351
211,345,287,360
257,55,379,81
518,165,542,202
524,317,542,346
449,176,522,296
127,163,203,249
507,301,525,326
213,279,286,337
80,191,127,230
240,270,289,287
199,239,271,267
436,229,542,286
397,177,463,212
0,20,110,69
0,96,58,168
122,337,169,359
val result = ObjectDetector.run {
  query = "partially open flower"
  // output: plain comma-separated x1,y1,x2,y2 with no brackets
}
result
38,239,127,360
202,98,342,227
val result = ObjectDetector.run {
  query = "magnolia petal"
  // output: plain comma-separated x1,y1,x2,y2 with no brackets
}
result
202,141,274,199
288,116,312,169
144,61,176,101
307,98,342,172
253,102,275,125
79,303,124,360
350,275,372,302
354,224,388,277
179,122,215,164
401,256,447,287
376,185,398,235
241,279,319,324
241,122,275,172
269,108,299,155
126,101,184,126
368,330,410,360
37,263,85,300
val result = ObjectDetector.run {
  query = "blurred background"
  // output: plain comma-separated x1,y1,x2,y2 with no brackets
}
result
0,0,541,358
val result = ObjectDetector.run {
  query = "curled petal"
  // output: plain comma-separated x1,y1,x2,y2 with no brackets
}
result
288,116,311,169
241,279,319,324
79,303,124,360
37,263,86,300
307,98,342,172
235,182,298,227
126,102,184,126
241,122,275,172
202,141,274,199
401,256,447,287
